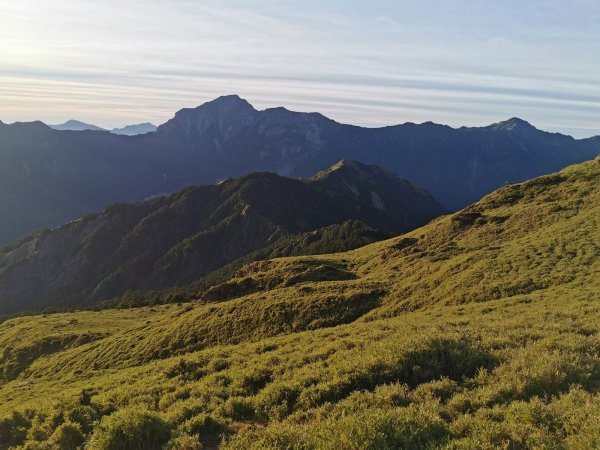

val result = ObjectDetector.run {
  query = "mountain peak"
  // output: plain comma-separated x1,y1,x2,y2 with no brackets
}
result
172,95,257,119
330,159,371,173
309,159,446,231
312,159,394,181
198,95,256,112
50,120,105,132
10,120,52,131
157,95,257,139
492,117,536,132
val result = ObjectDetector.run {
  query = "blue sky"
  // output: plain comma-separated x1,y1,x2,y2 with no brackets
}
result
1,0,599,137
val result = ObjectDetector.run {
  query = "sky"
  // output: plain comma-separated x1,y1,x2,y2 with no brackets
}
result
1,0,599,137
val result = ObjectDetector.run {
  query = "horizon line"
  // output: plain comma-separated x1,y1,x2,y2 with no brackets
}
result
2,94,598,140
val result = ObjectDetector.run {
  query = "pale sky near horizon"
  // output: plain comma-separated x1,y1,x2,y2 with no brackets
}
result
1,0,599,137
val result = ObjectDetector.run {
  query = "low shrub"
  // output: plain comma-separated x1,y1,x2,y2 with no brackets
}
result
48,421,85,450
165,432,203,450
89,408,170,450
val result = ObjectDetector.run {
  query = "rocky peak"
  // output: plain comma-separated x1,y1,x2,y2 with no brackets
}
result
492,117,536,132
156,95,258,142
312,159,396,183
179,95,256,120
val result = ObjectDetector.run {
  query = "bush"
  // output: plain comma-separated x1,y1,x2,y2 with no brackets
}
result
165,432,203,449
180,413,226,440
89,408,171,450
398,337,498,387
48,421,85,450
224,405,449,449
217,396,254,420
61,404,102,435
0,411,31,447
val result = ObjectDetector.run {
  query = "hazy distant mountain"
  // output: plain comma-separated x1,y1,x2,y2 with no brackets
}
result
0,161,444,314
0,95,598,245
111,122,157,136
50,120,157,135
49,119,105,132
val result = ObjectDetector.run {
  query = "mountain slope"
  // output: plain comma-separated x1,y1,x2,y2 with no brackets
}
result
111,122,157,135
0,159,599,449
0,161,444,314
1,95,598,245
49,119,106,131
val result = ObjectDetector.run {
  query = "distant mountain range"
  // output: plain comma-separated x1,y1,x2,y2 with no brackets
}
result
109,122,157,135
49,120,157,135
0,160,444,314
0,94,598,245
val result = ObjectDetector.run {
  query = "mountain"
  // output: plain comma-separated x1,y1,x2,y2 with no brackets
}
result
153,97,600,209
50,120,157,135
49,119,106,131
1,95,598,245
0,161,444,314
111,122,157,136
1,157,599,448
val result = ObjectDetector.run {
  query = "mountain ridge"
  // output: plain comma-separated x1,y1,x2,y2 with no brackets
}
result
10,97,599,141
110,122,157,135
0,95,598,245
0,160,444,314
49,119,157,135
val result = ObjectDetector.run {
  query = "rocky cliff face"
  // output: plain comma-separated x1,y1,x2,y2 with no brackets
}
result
156,95,259,146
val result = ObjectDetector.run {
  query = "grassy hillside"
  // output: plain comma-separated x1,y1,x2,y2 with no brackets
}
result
104,219,388,309
0,157,599,449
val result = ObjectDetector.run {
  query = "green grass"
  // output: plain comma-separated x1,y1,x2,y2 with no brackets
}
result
0,158,599,449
